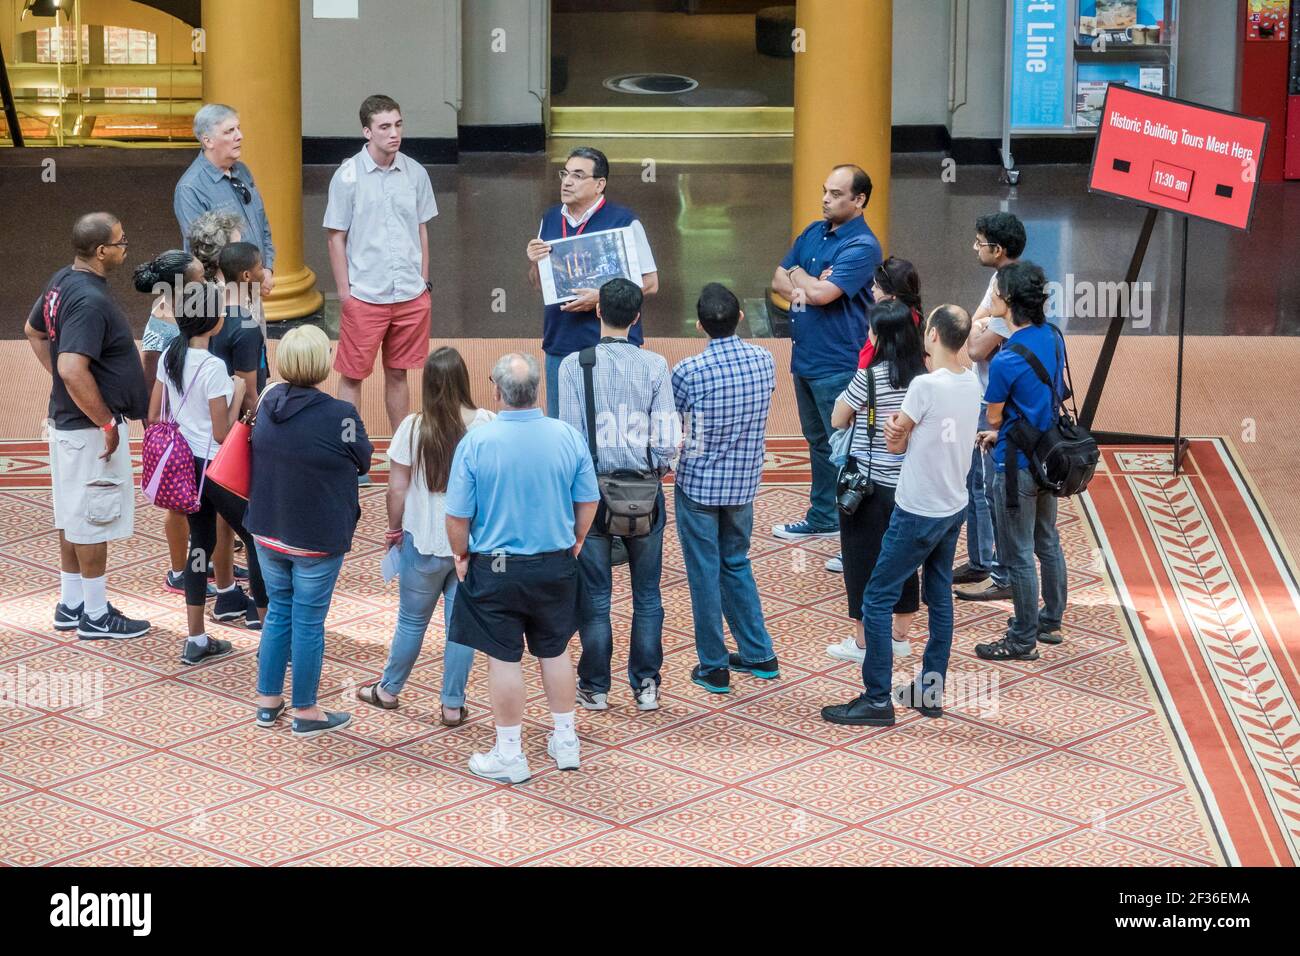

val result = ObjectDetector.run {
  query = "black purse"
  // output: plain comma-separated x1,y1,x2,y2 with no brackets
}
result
580,346,661,537
836,368,876,516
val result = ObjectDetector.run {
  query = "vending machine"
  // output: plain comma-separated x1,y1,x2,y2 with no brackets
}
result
1238,0,1295,180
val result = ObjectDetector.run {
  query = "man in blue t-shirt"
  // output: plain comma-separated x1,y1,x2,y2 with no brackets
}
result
770,164,881,540
974,262,1068,662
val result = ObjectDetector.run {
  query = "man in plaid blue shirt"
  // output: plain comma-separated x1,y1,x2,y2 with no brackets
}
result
671,283,780,694
559,279,681,714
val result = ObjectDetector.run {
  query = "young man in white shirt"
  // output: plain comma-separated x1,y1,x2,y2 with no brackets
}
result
821,305,982,727
325,95,437,431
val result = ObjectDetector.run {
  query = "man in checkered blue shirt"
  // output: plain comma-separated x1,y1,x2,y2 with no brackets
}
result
671,283,780,695
559,278,681,714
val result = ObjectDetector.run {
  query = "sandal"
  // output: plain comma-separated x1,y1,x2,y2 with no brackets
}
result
974,637,1040,662
356,681,400,710
440,703,469,728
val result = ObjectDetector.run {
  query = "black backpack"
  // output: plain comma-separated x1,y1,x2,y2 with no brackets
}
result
1002,325,1099,509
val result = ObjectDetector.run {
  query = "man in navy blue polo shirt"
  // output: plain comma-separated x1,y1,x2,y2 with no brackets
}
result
526,146,660,418
770,164,881,541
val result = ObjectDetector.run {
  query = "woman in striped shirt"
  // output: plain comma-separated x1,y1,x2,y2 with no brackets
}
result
828,299,928,664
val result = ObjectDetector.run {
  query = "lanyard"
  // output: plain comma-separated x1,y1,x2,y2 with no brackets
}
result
561,197,604,238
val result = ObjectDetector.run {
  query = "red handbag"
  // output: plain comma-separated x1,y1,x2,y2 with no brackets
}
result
206,418,252,499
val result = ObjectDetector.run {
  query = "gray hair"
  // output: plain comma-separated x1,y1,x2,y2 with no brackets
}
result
193,103,238,143
491,353,540,409
186,210,242,280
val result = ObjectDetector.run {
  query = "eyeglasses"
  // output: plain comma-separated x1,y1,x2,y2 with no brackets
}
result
557,169,598,183
229,176,252,205
101,236,129,249
973,238,1000,251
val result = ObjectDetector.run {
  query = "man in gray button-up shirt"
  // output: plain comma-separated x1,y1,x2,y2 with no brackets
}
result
324,94,438,431
174,103,275,299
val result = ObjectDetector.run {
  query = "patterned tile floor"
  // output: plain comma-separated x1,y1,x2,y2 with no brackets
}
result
0,439,1278,867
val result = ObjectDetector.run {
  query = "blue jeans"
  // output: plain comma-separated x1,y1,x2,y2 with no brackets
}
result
380,533,474,707
991,467,1068,650
674,486,774,671
545,351,568,418
792,370,855,530
861,506,965,705
964,405,1007,585
577,492,666,694
255,544,345,710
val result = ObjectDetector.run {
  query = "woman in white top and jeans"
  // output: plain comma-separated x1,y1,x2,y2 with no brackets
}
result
146,285,267,666
357,348,494,725
826,300,928,664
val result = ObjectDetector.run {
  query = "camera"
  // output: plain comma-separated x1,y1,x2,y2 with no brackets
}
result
836,465,874,516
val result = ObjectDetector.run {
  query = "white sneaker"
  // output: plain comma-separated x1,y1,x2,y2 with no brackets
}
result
826,637,866,663
577,688,609,711
547,733,581,771
893,638,912,657
824,553,843,573
635,681,660,712
467,747,531,784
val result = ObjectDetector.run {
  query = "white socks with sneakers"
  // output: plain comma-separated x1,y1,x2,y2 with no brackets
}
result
495,724,522,759
187,633,210,650
552,711,577,744
82,575,108,620
60,572,83,609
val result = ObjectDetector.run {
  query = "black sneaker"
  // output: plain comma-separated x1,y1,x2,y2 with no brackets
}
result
242,594,263,632
974,636,1039,661
952,562,991,586
181,636,233,666
690,664,730,694
894,681,943,718
213,584,254,623
255,701,287,728
728,653,780,680
821,693,895,726
208,564,249,582
165,570,217,598
54,602,83,632
1005,616,1064,646
77,604,150,640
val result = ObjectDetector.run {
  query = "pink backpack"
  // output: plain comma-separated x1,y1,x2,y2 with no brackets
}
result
141,357,215,514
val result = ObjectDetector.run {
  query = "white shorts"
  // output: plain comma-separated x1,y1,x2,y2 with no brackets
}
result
49,422,135,545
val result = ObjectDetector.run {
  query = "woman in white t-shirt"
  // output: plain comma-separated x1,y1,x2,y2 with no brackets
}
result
826,300,929,665
356,348,494,726
146,287,267,667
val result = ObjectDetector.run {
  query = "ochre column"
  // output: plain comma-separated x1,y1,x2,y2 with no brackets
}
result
202,1,322,321
791,0,892,252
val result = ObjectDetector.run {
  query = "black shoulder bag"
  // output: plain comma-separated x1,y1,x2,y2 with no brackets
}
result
580,346,662,537
1002,325,1099,510
836,367,876,516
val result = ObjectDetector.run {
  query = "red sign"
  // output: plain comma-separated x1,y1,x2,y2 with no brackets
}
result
1088,86,1270,231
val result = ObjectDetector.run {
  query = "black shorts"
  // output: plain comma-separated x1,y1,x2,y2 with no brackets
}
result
448,550,580,663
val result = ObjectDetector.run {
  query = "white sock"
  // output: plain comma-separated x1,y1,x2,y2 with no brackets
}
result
217,582,237,594
187,633,210,650
60,572,83,609
82,575,108,619
495,724,522,759
552,711,577,743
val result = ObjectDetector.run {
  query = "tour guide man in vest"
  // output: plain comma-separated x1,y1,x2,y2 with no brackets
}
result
526,146,659,417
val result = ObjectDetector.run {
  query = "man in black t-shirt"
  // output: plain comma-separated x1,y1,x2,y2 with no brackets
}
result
23,213,152,641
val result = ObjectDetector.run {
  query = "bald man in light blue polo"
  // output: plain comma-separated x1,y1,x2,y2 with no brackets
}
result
445,352,599,785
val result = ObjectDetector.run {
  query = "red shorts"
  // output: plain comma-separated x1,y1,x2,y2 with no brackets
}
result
334,290,431,379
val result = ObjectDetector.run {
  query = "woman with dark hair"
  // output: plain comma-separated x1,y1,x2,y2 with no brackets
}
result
356,347,495,725
136,250,216,599
827,298,929,663
146,281,267,667
857,256,922,369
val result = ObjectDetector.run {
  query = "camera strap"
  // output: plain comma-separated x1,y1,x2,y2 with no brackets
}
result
863,366,876,485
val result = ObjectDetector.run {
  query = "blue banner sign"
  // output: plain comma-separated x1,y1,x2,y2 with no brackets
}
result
1010,0,1069,128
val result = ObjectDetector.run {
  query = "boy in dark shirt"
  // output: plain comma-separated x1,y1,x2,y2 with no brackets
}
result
213,241,269,415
